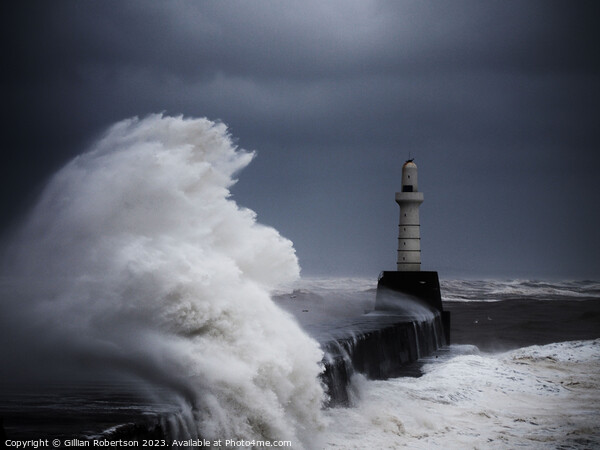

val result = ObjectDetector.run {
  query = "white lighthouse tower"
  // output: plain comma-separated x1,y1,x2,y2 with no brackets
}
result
376,159,449,342
396,159,424,271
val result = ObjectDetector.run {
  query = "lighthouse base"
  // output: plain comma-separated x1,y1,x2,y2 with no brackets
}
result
376,271,451,344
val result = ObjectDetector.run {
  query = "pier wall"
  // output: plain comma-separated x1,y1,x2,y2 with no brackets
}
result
321,312,445,406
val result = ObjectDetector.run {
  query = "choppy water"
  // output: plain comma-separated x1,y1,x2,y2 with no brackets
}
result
2,277,599,448
322,339,600,449
0,115,598,448
290,277,600,449
441,278,600,302
0,382,179,440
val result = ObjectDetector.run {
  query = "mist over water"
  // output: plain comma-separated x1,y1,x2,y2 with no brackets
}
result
0,115,325,445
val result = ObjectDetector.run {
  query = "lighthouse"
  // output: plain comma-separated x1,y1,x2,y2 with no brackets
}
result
375,158,450,343
396,159,424,271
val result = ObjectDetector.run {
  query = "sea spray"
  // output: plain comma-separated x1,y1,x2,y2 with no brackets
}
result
0,114,326,446
323,340,600,448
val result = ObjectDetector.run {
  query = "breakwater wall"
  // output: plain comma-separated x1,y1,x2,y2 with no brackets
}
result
318,310,446,406
1,279,449,442
101,276,451,435
317,271,450,406
90,309,447,441
86,305,447,443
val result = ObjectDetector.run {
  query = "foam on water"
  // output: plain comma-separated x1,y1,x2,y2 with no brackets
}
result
323,339,600,448
442,279,600,302
0,114,325,446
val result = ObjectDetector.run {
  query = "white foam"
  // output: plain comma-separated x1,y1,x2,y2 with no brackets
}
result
0,114,325,447
323,339,600,448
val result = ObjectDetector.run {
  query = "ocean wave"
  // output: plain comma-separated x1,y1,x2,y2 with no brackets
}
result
441,279,600,302
323,339,600,448
0,114,325,447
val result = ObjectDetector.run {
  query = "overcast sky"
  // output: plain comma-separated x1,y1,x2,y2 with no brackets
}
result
2,1,599,279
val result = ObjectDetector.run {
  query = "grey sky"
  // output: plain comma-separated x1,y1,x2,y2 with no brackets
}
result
2,1,599,278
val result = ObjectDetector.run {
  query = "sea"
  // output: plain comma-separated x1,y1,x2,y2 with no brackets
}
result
2,278,599,449
1,115,598,449
310,277,600,449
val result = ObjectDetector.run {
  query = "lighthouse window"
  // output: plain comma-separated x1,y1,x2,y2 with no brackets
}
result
402,185,413,192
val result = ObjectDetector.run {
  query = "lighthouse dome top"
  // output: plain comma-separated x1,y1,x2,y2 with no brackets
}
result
400,159,419,192
403,159,417,169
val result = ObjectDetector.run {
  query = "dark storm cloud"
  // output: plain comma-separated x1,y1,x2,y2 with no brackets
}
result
1,0,599,277
6,1,597,83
